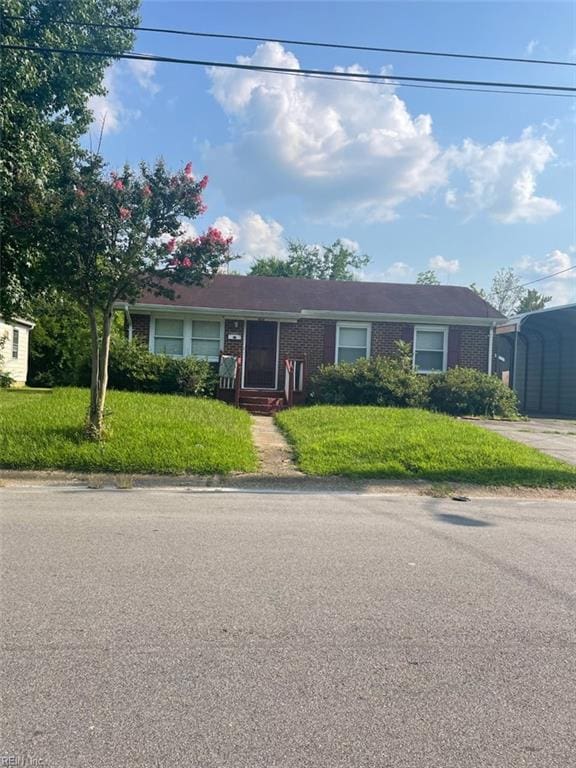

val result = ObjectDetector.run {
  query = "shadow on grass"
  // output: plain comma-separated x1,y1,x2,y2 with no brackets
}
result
433,512,492,527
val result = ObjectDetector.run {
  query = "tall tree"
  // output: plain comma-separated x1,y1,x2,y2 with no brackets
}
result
0,0,139,316
41,156,232,439
516,288,552,314
416,270,440,285
249,239,370,280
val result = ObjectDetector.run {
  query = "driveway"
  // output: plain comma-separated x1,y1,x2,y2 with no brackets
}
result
1,488,575,768
476,417,576,465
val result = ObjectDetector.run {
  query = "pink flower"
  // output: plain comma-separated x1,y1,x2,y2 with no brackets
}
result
184,162,193,177
75,188,85,198
199,175,209,190
113,179,124,191
142,185,152,198
165,238,176,253
119,206,131,221
181,256,192,267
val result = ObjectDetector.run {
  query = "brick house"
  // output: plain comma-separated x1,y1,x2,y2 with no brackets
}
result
123,275,503,412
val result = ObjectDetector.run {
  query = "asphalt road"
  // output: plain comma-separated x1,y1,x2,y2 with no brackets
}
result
1,488,575,768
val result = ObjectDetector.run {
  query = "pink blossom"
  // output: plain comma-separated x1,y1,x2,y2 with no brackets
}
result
184,162,193,177
142,185,152,198
75,188,85,198
199,175,209,190
119,206,131,221
113,179,124,191
165,238,176,253
181,256,192,267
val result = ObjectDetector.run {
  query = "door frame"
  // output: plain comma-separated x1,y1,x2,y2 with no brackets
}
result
241,319,280,390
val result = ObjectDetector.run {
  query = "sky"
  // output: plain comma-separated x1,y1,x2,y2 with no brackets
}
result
87,0,576,305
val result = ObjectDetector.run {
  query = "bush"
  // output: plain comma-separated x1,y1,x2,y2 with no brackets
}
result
309,342,429,408
428,367,519,419
0,334,14,388
108,337,217,397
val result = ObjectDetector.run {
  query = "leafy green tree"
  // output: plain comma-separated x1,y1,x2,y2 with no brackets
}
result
516,288,552,314
249,239,370,280
40,155,232,439
0,0,139,316
416,270,440,285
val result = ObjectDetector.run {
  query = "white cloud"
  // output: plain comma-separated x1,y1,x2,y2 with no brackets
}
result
340,237,360,254
213,212,286,270
517,249,575,305
205,43,561,225
207,42,446,222
444,130,560,223
363,261,415,283
126,58,160,94
87,60,159,136
429,255,460,274
525,40,539,56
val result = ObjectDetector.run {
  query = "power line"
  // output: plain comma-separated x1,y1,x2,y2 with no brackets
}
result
3,44,576,95
5,15,576,68
520,265,576,287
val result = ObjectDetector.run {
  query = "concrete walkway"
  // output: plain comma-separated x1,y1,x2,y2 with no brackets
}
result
251,415,302,476
477,417,576,466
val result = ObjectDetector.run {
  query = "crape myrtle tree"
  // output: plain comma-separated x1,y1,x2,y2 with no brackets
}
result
43,155,232,440
0,0,139,317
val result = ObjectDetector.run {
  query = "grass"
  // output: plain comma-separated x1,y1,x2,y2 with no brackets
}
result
275,405,576,488
0,387,257,474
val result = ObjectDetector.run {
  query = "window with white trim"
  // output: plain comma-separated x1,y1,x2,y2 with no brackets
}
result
413,326,448,373
12,328,19,359
190,320,220,360
336,323,370,364
154,318,184,356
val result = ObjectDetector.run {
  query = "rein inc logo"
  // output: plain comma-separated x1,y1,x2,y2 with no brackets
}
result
0,758,45,766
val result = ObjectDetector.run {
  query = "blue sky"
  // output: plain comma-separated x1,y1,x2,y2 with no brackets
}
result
88,1,576,304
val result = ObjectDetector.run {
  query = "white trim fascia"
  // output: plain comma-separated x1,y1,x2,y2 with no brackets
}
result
124,303,300,321
302,309,498,326
0,316,35,329
121,303,499,326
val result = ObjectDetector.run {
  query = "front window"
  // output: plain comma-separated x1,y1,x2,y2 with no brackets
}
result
413,327,447,372
336,324,370,364
191,320,220,360
12,328,19,359
154,319,184,356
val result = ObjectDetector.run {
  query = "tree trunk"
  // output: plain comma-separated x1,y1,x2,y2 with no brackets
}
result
86,311,101,440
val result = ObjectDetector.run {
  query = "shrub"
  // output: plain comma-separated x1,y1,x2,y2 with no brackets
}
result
0,334,14,388
428,367,519,419
108,337,217,397
309,342,429,408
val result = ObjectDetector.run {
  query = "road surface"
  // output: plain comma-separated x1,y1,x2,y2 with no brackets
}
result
1,487,575,767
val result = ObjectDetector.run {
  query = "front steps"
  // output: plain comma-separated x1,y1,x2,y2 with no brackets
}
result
238,389,286,416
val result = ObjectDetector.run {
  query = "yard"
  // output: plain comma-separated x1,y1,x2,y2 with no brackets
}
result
0,388,257,474
275,406,576,487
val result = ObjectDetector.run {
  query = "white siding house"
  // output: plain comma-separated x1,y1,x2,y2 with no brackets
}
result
0,318,35,386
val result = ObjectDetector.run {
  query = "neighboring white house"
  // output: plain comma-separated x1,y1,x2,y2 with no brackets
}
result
0,317,35,386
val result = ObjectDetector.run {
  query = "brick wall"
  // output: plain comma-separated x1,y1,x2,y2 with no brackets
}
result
131,314,150,346
278,319,334,390
223,319,244,358
453,325,490,372
371,322,414,356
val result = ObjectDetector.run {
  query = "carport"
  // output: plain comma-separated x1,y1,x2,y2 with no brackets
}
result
494,304,576,417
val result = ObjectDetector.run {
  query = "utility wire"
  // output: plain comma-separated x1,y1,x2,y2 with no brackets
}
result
5,14,576,68
2,44,576,95
520,265,576,286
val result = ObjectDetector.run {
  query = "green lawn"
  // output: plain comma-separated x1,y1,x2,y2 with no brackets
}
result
0,388,257,474
275,406,576,487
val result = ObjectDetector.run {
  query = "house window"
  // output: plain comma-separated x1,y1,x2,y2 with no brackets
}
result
154,318,184,356
336,323,370,364
191,320,221,360
12,328,19,359
413,326,448,373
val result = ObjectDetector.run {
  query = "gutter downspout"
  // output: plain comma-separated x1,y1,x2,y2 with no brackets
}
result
488,322,495,375
124,304,133,342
